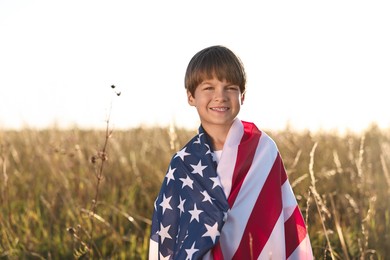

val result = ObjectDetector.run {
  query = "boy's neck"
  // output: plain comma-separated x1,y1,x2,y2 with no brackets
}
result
202,123,232,151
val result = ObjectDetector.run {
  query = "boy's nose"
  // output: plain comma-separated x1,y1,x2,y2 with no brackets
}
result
214,88,227,101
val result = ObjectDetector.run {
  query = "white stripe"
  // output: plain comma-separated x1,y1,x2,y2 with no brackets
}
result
202,251,213,260
257,212,286,260
148,239,159,260
287,234,313,260
217,118,243,198
218,131,278,259
282,180,299,221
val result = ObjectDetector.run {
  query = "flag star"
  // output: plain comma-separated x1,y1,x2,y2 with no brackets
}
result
189,203,203,222
166,166,176,185
179,175,194,189
210,176,222,189
185,242,199,260
200,190,213,203
202,222,220,243
154,198,158,210
183,230,189,241
205,144,212,155
160,252,171,260
159,223,172,244
175,147,190,161
194,136,201,144
178,196,186,215
194,133,204,144
159,194,173,214
190,160,207,177
223,211,228,222
176,227,180,243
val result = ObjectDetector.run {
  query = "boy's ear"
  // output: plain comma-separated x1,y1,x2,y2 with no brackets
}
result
187,91,196,106
241,92,245,105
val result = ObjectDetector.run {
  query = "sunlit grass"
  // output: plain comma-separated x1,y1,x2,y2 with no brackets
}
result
0,124,389,259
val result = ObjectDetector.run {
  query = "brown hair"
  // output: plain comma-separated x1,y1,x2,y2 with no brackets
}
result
184,45,246,96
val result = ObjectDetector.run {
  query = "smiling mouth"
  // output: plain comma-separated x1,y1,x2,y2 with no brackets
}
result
210,107,229,112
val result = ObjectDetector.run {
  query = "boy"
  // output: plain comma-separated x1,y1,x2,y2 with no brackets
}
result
149,45,313,259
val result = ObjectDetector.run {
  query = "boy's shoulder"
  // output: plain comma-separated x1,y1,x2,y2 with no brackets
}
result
170,131,205,160
242,120,278,148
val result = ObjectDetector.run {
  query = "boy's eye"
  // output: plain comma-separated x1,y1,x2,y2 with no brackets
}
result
228,86,239,91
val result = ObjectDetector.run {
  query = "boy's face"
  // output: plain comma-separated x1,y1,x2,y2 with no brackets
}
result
187,77,245,131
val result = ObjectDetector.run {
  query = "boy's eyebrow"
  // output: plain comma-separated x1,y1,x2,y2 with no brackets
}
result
200,81,236,87
199,80,213,85
200,79,231,84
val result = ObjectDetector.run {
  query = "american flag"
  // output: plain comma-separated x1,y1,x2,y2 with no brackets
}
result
149,119,313,259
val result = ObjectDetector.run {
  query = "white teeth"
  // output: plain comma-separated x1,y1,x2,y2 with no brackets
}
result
211,107,228,111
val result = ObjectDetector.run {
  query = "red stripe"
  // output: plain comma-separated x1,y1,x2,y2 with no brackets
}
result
212,243,223,260
280,160,288,184
232,154,283,259
228,121,261,207
285,206,307,258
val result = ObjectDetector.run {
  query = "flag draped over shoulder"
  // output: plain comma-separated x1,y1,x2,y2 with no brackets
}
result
149,119,313,260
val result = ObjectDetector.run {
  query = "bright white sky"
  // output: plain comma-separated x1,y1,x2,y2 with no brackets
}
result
1,0,389,133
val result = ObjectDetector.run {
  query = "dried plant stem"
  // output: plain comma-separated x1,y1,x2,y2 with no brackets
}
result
291,149,302,169
92,119,111,209
305,189,311,232
1,154,12,227
76,85,119,258
380,154,390,194
89,110,113,258
356,135,365,179
168,121,179,151
309,142,336,259
329,194,350,260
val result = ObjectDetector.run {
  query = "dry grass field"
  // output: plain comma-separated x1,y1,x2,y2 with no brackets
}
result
1,124,389,259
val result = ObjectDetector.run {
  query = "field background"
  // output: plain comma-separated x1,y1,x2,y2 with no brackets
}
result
1,124,389,259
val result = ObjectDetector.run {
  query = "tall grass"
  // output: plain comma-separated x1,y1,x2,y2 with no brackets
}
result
0,124,389,259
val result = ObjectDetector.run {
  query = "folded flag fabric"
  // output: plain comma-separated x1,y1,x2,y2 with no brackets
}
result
149,118,313,259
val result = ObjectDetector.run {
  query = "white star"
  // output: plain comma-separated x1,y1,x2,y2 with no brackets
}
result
189,203,203,222
159,194,173,214
160,252,171,260
185,242,199,260
183,230,189,241
175,147,190,161
154,198,158,210
178,196,186,215
179,175,194,189
209,176,222,189
200,190,212,203
223,211,228,222
190,160,207,177
166,166,176,185
194,133,204,144
205,144,212,155
202,222,220,243
159,223,172,244
194,136,201,144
